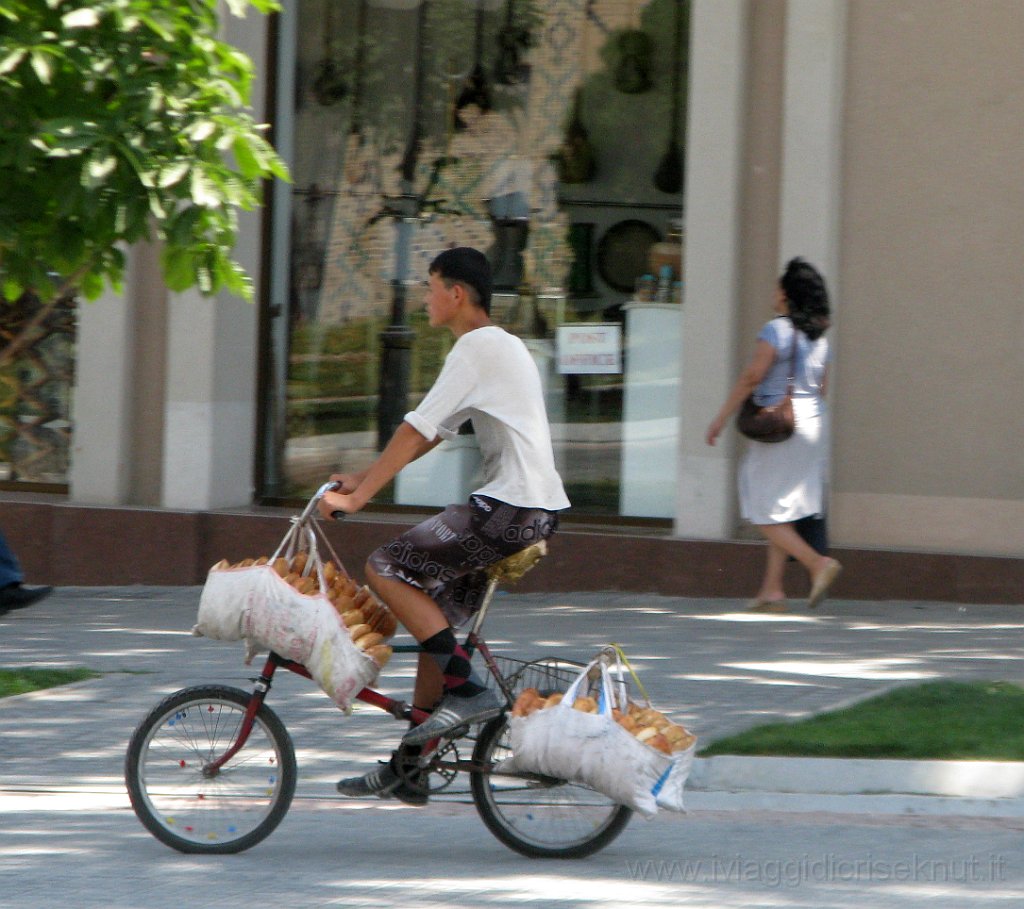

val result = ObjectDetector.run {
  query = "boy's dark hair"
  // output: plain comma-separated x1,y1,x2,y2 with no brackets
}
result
780,257,831,340
429,247,492,315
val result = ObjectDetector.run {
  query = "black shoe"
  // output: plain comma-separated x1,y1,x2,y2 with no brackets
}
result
336,757,428,807
0,584,53,615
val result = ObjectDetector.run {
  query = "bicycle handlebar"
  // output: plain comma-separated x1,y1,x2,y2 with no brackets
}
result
296,480,345,524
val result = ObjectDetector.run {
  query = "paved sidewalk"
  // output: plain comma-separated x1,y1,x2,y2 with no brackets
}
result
2,587,1024,909
2,586,1023,798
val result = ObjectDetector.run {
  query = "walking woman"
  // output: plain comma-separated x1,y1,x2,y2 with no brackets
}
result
706,258,842,611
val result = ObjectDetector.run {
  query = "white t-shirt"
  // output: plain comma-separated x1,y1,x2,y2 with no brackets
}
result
404,326,570,511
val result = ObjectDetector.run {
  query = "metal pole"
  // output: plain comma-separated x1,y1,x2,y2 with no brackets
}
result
376,0,430,450
376,205,417,449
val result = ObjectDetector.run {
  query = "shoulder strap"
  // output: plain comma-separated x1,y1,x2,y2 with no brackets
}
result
786,323,798,391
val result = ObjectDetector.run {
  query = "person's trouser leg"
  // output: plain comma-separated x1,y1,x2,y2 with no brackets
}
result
0,530,24,588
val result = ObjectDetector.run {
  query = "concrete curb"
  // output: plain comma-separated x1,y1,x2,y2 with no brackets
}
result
684,790,1024,818
686,756,1024,817
690,756,1024,798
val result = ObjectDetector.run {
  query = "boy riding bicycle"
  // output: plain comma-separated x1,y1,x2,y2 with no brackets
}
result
318,247,569,805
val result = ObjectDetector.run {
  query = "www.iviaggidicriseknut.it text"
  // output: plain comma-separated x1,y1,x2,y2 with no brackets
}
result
625,853,1010,887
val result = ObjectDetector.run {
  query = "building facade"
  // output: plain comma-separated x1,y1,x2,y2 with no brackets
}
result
3,0,1021,579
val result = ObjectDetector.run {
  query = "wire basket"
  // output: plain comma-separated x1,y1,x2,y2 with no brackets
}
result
486,655,589,700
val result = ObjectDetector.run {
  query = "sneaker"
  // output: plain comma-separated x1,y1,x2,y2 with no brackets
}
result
402,688,504,746
336,758,428,807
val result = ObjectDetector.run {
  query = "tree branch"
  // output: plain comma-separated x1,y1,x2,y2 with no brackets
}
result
0,261,94,369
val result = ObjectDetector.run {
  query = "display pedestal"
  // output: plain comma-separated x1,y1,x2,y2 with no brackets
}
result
393,434,482,507
619,303,682,518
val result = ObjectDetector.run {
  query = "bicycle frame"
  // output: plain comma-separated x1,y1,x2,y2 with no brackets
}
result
204,570,512,777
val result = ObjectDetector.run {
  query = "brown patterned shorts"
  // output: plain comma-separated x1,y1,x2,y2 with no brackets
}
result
367,494,560,627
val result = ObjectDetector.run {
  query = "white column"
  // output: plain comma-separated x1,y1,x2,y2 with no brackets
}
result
674,0,749,538
777,0,847,281
69,241,168,505
68,283,135,504
161,5,270,509
161,289,259,509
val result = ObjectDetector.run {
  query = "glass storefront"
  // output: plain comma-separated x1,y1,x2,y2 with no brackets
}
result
262,0,688,517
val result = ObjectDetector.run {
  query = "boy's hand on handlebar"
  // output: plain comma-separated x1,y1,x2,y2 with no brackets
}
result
319,489,361,520
328,472,362,494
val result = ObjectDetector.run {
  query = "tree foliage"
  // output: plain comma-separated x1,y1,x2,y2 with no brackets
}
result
0,0,287,363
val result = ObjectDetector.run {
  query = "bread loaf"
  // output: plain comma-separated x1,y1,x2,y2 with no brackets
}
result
366,643,392,668
354,631,385,651
511,689,694,752
347,622,373,640
294,576,317,595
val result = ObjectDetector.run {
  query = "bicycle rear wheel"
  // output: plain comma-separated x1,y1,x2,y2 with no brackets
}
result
470,715,633,859
125,685,296,854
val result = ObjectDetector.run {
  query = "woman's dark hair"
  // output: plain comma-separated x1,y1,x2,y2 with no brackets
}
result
780,257,831,340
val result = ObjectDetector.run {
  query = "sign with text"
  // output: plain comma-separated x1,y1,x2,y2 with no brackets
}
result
556,323,623,374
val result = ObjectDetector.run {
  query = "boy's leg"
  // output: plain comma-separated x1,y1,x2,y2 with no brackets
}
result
414,652,444,709
366,566,491,698
338,498,557,796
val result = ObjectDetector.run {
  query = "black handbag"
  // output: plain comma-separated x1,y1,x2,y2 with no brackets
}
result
736,331,797,443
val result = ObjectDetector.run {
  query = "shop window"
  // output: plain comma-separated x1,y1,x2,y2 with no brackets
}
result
263,0,688,517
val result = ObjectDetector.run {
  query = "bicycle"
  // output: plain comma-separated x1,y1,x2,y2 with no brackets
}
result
124,487,633,859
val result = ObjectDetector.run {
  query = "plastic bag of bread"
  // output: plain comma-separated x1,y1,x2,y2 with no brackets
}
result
193,508,396,708
500,647,696,818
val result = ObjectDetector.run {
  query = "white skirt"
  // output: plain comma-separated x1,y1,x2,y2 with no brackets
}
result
738,396,829,525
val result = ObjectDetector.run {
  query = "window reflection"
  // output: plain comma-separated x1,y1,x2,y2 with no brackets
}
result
274,0,687,517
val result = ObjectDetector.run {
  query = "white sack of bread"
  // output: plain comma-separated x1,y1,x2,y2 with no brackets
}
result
193,562,381,708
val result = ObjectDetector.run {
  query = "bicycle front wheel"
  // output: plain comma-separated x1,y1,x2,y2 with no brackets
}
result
470,715,633,859
125,685,296,854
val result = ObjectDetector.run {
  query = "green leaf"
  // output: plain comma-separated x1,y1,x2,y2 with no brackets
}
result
61,8,101,29
2,278,24,302
157,161,190,189
137,14,174,42
161,247,194,292
79,270,105,300
86,154,118,181
0,49,27,76
189,120,217,142
29,50,53,84
196,263,213,294
189,170,220,207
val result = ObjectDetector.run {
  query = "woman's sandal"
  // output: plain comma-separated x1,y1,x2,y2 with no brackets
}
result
808,559,843,609
746,598,789,613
